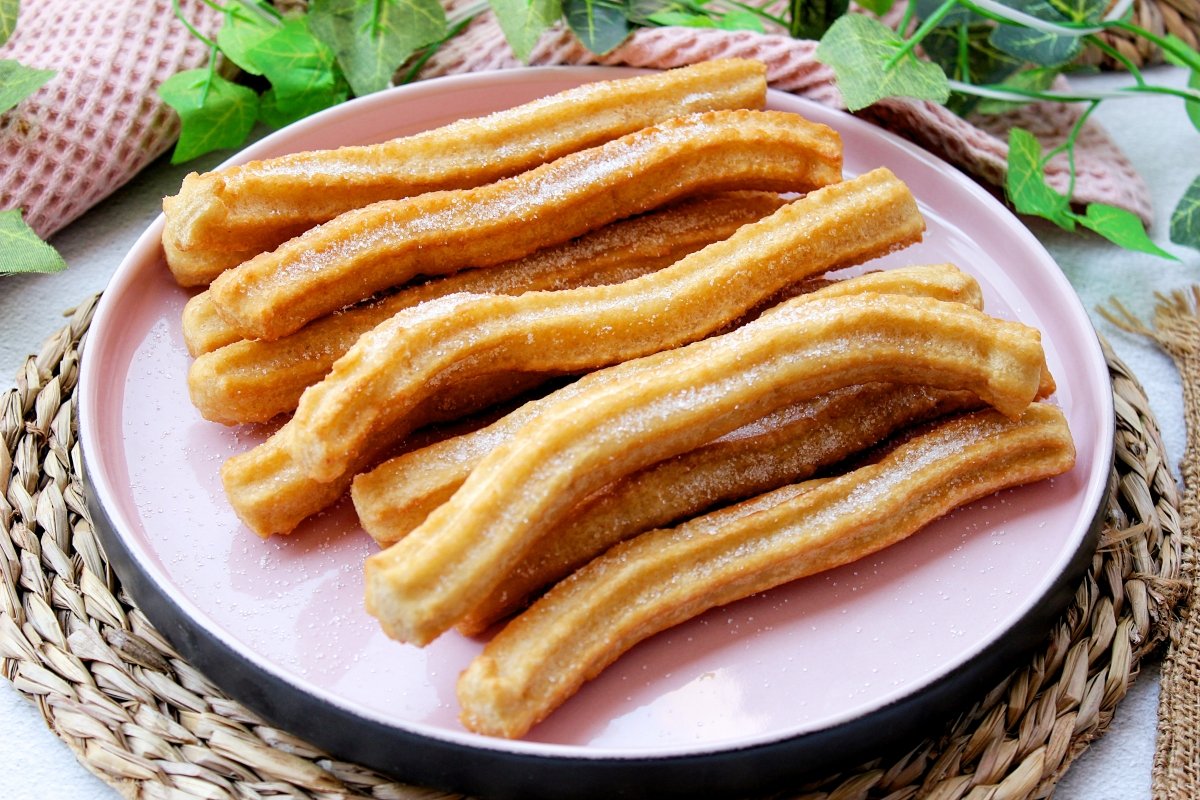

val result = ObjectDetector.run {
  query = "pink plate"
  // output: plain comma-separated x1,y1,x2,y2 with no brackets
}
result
79,67,1113,798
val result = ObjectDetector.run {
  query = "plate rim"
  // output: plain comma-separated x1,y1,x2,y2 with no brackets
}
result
77,64,1116,792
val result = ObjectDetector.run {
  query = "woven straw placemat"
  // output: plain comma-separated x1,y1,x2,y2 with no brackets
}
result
0,295,1186,800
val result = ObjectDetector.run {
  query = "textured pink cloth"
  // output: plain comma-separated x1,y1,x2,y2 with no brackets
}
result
0,0,1151,239
0,0,221,239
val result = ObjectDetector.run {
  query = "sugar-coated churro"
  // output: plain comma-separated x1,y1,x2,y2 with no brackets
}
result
183,192,786,359
219,370,547,538
284,168,921,486
206,109,844,341
455,403,1075,738
162,59,769,286
363,292,1049,646
185,193,788,424
453,383,984,634
351,262,985,547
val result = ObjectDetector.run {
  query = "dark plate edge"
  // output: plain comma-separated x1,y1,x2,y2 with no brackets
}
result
82,405,1111,800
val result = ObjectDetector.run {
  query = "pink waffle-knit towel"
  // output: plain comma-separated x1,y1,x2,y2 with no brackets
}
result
0,0,1151,240
0,0,222,239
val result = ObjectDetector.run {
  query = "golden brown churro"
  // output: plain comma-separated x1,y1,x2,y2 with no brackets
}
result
455,404,1075,738
183,192,786,358
351,262,985,547
162,59,769,286
363,292,1049,646
453,383,984,634
185,193,788,424
219,370,548,539
206,109,844,341
282,168,920,487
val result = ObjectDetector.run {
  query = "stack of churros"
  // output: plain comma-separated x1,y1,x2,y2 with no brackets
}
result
165,60,1075,740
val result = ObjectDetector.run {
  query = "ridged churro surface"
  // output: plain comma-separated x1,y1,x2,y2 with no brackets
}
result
285,168,920,486
162,59,768,286
185,193,787,424
206,109,843,340
364,292,1048,646
454,383,984,634
351,263,983,547
219,370,547,539
456,404,1075,738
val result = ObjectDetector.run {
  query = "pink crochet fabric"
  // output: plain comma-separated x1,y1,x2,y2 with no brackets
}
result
0,0,1152,238
0,0,222,239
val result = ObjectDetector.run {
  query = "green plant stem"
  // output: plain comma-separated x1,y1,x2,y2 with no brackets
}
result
1083,33,1146,79
400,13,475,84
721,0,789,29
949,78,1200,104
886,0,958,69
172,0,217,49
370,0,384,37
1043,99,1098,200
955,21,971,83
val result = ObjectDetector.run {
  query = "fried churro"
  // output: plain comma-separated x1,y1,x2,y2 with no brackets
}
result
184,192,786,359
162,59,769,286
185,193,788,425
282,168,921,487
363,292,1049,646
219,370,548,539
206,109,844,341
452,383,985,634
455,404,1075,738
351,262,986,547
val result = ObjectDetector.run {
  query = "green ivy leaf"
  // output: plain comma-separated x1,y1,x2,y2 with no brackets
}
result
646,10,715,26
309,0,447,97
1046,0,1107,23
216,2,280,77
0,59,54,116
0,0,18,46
563,0,629,54
989,0,1080,67
922,23,1022,84
0,209,67,274
1078,203,1177,259
856,0,897,16
716,8,765,31
158,69,259,163
1171,175,1200,250
489,0,562,61
914,0,982,27
791,0,849,40
816,15,950,111
1005,127,1075,229
249,16,343,116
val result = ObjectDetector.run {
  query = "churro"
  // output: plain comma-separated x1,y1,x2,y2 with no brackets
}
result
206,109,844,341
351,262,986,547
454,383,985,634
162,59,769,286
220,370,547,539
363,292,1049,646
185,193,788,424
455,403,1075,738
282,168,921,487
184,192,786,358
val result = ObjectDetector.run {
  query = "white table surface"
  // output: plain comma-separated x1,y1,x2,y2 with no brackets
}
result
1,66,1196,799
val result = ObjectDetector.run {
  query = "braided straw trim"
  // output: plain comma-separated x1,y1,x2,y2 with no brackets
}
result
0,298,1184,800
1101,291,1200,800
